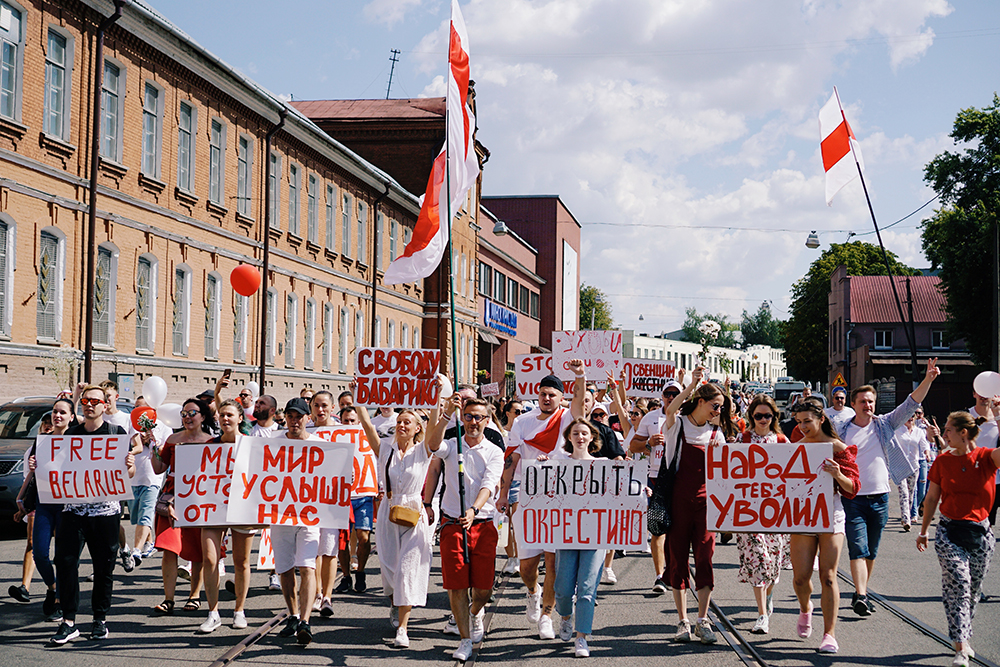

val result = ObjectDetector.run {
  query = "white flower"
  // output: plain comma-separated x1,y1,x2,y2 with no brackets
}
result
697,320,721,338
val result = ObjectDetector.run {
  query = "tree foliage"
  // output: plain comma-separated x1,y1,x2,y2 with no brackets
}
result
741,302,784,348
580,284,615,330
784,241,919,383
921,94,1000,366
681,307,740,348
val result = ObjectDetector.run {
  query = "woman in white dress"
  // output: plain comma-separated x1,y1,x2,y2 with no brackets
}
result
358,405,432,648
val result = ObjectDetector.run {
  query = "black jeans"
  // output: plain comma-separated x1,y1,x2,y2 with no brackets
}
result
55,512,119,622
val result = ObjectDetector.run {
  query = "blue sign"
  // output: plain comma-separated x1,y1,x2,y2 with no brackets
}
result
484,299,517,337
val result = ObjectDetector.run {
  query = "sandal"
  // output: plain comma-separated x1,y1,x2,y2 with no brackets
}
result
154,599,175,615
183,598,202,611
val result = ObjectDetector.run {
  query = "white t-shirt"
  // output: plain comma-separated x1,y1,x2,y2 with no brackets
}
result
635,410,667,477
894,425,925,471
824,405,856,427
845,420,889,495
370,411,397,451
434,437,504,520
508,407,575,478
127,421,172,487
251,422,280,438
104,410,131,431
661,414,725,471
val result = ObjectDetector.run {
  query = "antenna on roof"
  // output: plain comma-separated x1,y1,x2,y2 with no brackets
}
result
386,49,401,99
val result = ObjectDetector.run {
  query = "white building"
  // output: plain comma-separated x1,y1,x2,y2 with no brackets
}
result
622,330,786,383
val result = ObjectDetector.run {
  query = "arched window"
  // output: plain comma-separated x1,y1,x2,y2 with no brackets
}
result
204,272,221,359
36,228,65,342
0,213,15,338
304,297,316,370
172,263,192,356
136,254,158,352
285,293,298,368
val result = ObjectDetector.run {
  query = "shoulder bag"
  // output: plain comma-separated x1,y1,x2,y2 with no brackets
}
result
386,453,420,528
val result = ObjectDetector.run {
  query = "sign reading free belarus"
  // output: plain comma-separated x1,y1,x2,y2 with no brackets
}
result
174,441,237,526
355,348,441,408
516,459,648,550
514,354,574,400
552,330,623,382
706,442,834,533
35,434,134,504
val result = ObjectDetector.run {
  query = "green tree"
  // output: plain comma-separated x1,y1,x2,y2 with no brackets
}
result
580,284,614,330
921,94,1000,366
681,307,739,348
784,241,919,383
741,302,785,348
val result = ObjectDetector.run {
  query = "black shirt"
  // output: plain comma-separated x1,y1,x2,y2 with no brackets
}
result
592,420,626,460
66,420,127,437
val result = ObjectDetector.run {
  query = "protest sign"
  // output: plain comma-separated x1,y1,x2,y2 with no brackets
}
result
514,353,574,400
35,434,134,504
354,348,441,408
227,436,354,528
311,425,377,497
256,528,275,570
620,359,675,398
174,441,237,526
480,382,500,397
706,442,834,533
516,459,648,550
552,330,623,383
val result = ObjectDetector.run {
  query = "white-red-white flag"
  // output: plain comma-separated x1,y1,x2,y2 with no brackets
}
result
819,87,864,206
383,0,480,285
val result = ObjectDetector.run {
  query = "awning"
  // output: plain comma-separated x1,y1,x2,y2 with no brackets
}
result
479,330,502,346
870,358,974,366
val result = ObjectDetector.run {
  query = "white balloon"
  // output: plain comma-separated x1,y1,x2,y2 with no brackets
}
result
973,371,1000,400
142,376,168,409
246,381,260,398
438,373,453,400
158,402,183,430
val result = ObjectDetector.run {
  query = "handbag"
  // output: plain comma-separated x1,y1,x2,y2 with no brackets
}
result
155,492,174,518
385,454,420,528
22,475,38,513
647,421,685,535
943,519,990,553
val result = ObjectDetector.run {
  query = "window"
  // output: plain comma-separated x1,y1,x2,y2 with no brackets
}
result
172,265,191,356
0,215,10,337
237,136,253,217
374,316,381,347
233,294,248,362
479,261,492,295
92,244,117,348
459,254,466,295
932,330,947,350
403,225,411,246
204,273,221,359
0,1,23,121
357,201,368,263
459,335,466,383
355,311,365,370
36,230,63,341
341,193,352,257
389,219,398,261
288,163,300,236
874,329,893,350
375,212,384,269
100,61,124,162
530,292,539,319
285,294,297,368
140,83,163,177
325,184,335,250
493,269,506,304
338,307,349,373
413,325,419,348
265,288,276,365
307,175,319,244
209,119,225,205
387,320,395,348
519,285,530,315
304,298,316,370
177,102,196,192
44,29,72,139
468,335,474,382
401,323,409,349
268,152,281,229
322,303,333,372
508,278,518,309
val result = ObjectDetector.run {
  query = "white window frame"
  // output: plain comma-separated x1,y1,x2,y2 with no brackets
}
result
341,192,352,258
374,316,381,347
100,58,126,163
413,325,419,349
209,118,226,205
288,163,300,236
0,0,25,122
233,293,248,363
141,81,164,178
285,293,297,368
322,302,333,372
36,227,65,342
269,152,282,229
44,26,74,140
387,320,395,348
389,218,398,261
204,271,221,359
401,323,408,349
265,288,277,365
0,213,15,338
460,254,467,296
874,329,893,350
324,184,335,251
237,134,254,217
307,174,319,244
357,200,367,263
932,329,947,350
172,263,192,356
304,297,316,370
459,334,466,383
338,307,349,373
375,212,384,270
355,311,365,372
93,242,118,349
177,101,197,193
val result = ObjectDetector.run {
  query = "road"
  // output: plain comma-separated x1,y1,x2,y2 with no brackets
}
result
0,498,998,667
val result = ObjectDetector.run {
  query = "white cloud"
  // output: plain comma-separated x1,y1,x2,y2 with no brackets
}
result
363,0,427,27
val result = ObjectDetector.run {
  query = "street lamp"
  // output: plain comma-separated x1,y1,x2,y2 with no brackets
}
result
805,231,821,249
493,220,509,236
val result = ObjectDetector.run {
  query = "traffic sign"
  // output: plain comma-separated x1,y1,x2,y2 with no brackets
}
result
832,372,847,388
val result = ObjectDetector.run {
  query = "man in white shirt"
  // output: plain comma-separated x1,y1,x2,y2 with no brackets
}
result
99,380,131,431
250,396,280,437
824,386,855,427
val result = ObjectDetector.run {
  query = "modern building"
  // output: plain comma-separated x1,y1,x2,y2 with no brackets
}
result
623,331,787,382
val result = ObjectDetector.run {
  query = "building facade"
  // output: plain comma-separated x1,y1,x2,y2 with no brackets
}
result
623,331,787,382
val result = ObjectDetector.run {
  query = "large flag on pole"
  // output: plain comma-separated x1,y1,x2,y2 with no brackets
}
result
819,87,864,206
383,0,479,285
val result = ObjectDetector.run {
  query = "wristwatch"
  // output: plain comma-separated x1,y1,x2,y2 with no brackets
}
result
472,507,480,516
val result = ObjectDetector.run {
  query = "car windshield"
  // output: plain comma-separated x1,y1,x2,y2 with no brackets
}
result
0,404,51,439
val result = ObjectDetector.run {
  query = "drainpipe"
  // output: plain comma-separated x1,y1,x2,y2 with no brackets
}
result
369,181,390,346
258,108,287,391
83,0,127,383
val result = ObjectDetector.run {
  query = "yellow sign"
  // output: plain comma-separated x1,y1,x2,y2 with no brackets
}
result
832,372,847,388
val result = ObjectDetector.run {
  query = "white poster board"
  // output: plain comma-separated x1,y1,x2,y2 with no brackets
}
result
354,348,442,408
174,441,237,526
311,425,376,497
620,359,676,398
552,330,623,383
706,442,834,533
35,434,134,504
514,354,574,400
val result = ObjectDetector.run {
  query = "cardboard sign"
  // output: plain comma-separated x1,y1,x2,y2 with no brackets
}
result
552,330,623,382
516,459,649,550
311,425,376,497
480,382,500,397
256,528,275,570
227,436,355,528
35,434,134,504
620,359,676,398
174,441,237,526
515,354,574,400
355,348,441,408
706,442,834,533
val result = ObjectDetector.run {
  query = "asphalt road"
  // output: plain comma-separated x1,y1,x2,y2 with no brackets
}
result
0,496,997,667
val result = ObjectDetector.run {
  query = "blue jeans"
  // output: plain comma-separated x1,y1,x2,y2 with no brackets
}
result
555,549,605,635
842,493,889,560
32,503,62,588
913,459,929,518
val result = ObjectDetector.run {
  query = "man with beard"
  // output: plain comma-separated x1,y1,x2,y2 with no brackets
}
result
250,396,279,437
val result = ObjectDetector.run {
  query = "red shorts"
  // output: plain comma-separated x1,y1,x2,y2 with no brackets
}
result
338,503,356,551
154,516,203,563
440,520,498,591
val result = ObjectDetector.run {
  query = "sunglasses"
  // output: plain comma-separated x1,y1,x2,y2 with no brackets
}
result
709,403,724,412
80,398,105,406
239,392,252,398
180,409,201,418
629,411,641,417
665,391,680,398
462,414,488,423
753,413,774,421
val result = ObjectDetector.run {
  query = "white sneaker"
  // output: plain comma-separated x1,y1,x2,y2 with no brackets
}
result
232,611,248,629
526,589,542,624
559,617,574,642
321,598,335,618
538,614,555,640
312,593,322,612
268,573,281,591
502,557,520,575
751,614,769,634
389,605,399,629
575,635,590,657
443,614,460,635
393,627,409,648
198,612,222,634
453,638,474,661
471,609,485,643
673,619,693,642
177,563,191,581
602,567,617,585
695,618,717,644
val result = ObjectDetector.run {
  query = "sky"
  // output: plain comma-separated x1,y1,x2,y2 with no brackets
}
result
150,0,1000,336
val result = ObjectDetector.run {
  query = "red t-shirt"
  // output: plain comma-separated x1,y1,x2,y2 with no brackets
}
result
928,447,998,522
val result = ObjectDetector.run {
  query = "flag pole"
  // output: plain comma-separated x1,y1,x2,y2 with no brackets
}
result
835,88,920,386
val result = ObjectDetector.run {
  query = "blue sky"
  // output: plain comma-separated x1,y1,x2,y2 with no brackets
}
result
151,0,1000,334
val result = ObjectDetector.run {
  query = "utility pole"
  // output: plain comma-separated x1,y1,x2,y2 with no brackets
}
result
386,49,400,99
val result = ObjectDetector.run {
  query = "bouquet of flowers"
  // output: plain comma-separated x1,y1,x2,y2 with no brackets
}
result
697,320,721,366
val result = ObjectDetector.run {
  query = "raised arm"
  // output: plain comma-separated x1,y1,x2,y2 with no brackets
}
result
664,366,703,431
607,372,632,438
355,405,381,458
910,357,940,405
426,393,461,452
569,358,586,419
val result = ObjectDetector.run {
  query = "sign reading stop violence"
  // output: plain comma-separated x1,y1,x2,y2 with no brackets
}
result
514,353,574,400
355,348,441,408
552,330,623,382
35,434,134,504
706,442,834,533
620,359,676,398
227,437,355,529
516,459,648,550
174,441,237,526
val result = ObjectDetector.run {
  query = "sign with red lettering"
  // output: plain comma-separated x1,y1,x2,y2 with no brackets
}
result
256,528,275,570
35,434,134,504
355,348,442,408
227,436,355,528
516,459,648,550
620,359,676,398
174,441,237,526
311,426,378,498
480,382,500,397
515,354,574,400
552,331,623,383
706,442,834,533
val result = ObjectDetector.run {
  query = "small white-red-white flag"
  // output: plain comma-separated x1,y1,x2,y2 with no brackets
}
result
819,87,864,206
383,0,480,285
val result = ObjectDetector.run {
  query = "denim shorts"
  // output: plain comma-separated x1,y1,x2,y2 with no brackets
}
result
508,480,521,506
351,496,375,532
842,493,889,560
128,485,160,527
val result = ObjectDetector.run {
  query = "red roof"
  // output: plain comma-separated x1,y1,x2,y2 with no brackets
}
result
290,98,445,121
849,275,947,323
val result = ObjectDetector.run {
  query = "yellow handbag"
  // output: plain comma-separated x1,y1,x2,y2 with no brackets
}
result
386,454,420,528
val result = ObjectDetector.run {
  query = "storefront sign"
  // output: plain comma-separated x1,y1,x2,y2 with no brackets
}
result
485,298,517,336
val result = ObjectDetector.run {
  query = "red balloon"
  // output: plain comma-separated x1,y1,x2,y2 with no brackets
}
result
131,406,157,432
231,265,261,297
